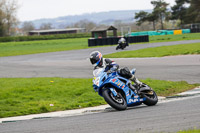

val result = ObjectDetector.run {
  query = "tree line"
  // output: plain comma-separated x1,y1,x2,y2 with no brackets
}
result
0,0,18,36
135,0,200,30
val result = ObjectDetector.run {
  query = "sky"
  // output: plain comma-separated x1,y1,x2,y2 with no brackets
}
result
17,0,176,21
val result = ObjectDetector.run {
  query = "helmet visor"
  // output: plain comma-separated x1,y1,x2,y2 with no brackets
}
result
90,58,98,65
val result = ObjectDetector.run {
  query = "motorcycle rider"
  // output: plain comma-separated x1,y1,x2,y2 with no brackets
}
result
118,37,129,48
89,51,142,88
118,37,126,44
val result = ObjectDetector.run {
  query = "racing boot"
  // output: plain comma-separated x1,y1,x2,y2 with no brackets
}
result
129,75,142,89
128,82,137,94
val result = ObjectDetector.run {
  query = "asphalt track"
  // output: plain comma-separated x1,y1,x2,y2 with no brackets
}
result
0,40,200,133
1,95,200,133
0,40,200,83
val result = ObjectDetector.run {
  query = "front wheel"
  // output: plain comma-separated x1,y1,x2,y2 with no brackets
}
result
102,89,127,111
116,46,119,50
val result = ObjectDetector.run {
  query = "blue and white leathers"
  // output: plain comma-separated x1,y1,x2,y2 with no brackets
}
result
93,68,146,107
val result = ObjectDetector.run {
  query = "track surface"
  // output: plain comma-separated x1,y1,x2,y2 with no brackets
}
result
0,40,200,133
1,96,200,133
0,40,200,83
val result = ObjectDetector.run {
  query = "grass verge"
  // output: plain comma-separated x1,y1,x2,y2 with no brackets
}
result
177,128,200,133
0,77,199,118
0,33,200,57
0,38,89,57
150,33,200,42
104,42,200,58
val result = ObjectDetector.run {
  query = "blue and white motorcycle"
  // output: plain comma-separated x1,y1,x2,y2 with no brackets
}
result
93,68,158,110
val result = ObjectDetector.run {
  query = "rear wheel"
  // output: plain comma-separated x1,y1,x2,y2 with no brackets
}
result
142,89,158,106
122,44,126,49
102,89,127,111
139,84,158,106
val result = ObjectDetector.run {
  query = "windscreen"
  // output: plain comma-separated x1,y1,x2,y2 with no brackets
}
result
93,68,104,77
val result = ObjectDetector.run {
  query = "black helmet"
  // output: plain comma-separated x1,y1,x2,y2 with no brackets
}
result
90,51,103,67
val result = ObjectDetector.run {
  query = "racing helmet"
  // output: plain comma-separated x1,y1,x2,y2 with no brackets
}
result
90,51,103,67
118,37,126,43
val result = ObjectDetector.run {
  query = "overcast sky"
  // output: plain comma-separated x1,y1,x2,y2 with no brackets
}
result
17,0,176,21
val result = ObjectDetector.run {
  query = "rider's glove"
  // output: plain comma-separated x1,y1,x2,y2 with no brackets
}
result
107,70,112,74
110,67,116,71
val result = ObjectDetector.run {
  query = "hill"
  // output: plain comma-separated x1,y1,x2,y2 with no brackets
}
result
23,10,152,29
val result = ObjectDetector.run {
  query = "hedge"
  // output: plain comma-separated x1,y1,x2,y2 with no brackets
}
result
0,33,91,42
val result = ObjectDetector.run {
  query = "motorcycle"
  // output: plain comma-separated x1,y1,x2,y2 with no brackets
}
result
116,41,128,50
92,68,158,111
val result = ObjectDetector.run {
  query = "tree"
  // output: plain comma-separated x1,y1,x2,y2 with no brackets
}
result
151,0,170,30
21,22,35,35
135,11,149,26
0,0,6,36
185,0,200,23
146,12,159,30
171,0,190,25
40,23,53,30
134,0,169,30
0,0,18,36
135,11,158,30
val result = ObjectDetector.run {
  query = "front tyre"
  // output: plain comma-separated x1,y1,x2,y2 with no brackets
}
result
116,46,119,50
102,89,127,111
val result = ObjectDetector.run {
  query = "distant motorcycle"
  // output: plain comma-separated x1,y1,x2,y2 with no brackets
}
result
116,42,128,50
116,37,128,50
92,68,158,111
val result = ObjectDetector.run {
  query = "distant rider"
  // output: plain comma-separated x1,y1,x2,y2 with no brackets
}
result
118,37,129,47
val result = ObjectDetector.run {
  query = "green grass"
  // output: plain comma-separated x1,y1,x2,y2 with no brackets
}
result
104,43,200,58
140,78,199,97
150,33,200,42
0,33,200,57
177,128,200,133
0,78,105,118
0,38,89,57
0,77,199,118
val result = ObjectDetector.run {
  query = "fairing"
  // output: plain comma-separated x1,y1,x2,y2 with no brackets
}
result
93,68,146,107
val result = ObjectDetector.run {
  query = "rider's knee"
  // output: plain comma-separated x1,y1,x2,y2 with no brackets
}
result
119,67,132,79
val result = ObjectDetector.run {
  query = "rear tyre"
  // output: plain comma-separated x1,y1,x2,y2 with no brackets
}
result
122,44,126,50
102,89,127,111
142,90,158,106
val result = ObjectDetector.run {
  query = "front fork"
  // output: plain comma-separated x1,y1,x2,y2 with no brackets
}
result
110,88,118,97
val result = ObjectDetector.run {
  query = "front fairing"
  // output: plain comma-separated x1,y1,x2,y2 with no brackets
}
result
92,69,146,106
93,68,107,91
106,76,145,106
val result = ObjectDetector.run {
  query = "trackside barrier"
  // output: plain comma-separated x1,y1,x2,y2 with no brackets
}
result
127,29,191,36
174,30,182,35
191,28,200,33
88,35,149,47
